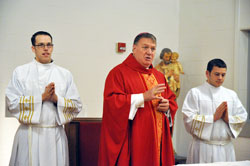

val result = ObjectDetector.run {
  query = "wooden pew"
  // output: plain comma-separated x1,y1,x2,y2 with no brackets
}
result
65,118,102,166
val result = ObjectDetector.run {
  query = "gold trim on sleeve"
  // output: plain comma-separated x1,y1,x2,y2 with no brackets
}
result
63,98,76,122
191,115,205,139
19,96,34,124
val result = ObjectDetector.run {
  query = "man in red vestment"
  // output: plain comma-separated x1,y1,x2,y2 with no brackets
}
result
98,33,178,166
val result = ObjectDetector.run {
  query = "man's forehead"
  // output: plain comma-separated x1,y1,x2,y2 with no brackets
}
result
138,37,156,43
137,41,156,48
212,66,227,72
36,35,51,40
35,35,52,43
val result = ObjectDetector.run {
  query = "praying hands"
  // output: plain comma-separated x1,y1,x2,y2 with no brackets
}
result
214,101,228,123
42,82,58,103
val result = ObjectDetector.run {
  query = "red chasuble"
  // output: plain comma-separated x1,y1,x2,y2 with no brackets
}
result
98,54,178,166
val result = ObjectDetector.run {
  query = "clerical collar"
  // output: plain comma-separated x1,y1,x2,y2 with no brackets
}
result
34,58,53,63
123,53,153,74
205,81,222,90
33,58,54,68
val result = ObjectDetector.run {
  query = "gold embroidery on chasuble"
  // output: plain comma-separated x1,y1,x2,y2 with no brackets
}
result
141,73,162,164
63,98,76,122
19,96,34,124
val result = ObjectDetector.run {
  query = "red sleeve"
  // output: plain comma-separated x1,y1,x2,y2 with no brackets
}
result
164,80,178,124
98,67,131,166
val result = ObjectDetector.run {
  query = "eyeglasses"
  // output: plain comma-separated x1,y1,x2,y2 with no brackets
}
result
34,43,54,49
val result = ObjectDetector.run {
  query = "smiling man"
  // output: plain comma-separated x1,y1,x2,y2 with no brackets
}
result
182,58,248,163
98,33,178,166
6,31,82,166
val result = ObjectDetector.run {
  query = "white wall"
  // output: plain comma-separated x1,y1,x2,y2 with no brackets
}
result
175,0,250,161
0,0,179,165
233,0,250,161
234,0,250,115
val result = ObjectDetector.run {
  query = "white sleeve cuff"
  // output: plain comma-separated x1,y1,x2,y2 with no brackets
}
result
129,93,144,120
165,109,172,127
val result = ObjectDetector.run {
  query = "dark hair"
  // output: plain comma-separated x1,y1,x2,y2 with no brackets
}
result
133,32,156,45
207,58,227,72
31,31,53,46
160,48,172,59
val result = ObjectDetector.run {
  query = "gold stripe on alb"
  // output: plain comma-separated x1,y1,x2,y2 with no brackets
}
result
63,98,68,121
30,96,34,124
71,102,76,119
19,97,23,122
196,115,201,138
67,99,74,121
191,115,198,134
67,100,72,121
23,97,31,123
26,96,32,124
199,116,205,138
197,115,202,138
69,101,75,119
65,99,70,121
21,96,26,122
63,98,66,121
234,116,243,123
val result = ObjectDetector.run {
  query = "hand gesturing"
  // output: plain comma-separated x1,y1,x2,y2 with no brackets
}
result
157,98,170,113
143,83,166,102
